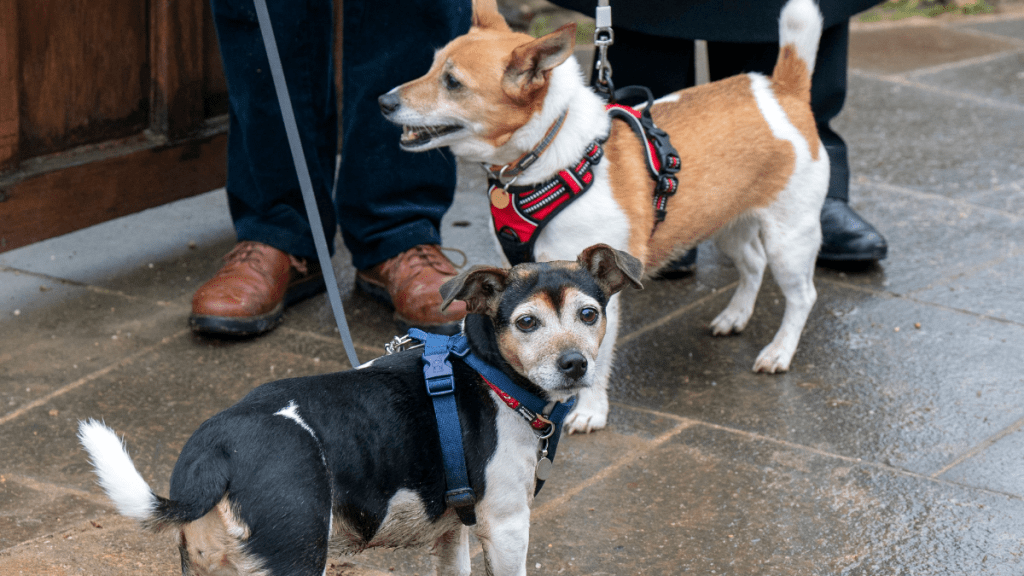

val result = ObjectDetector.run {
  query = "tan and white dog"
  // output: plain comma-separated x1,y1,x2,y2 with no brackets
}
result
380,0,829,433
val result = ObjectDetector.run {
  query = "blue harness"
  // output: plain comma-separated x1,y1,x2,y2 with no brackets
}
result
407,329,576,526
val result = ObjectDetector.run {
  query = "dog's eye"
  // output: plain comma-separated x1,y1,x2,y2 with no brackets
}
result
515,315,537,332
579,307,599,325
443,72,462,91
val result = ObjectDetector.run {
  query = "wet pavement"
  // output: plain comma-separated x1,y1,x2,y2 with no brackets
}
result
3,7,1024,576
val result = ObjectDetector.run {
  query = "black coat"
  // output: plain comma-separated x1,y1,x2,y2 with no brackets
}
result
549,0,878,42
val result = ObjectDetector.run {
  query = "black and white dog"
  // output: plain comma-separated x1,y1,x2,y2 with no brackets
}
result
79,244,642,576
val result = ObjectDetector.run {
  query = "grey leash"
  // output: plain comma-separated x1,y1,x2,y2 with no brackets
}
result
253,0,360,368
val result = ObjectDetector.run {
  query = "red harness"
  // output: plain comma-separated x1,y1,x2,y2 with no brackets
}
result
489,92,680,266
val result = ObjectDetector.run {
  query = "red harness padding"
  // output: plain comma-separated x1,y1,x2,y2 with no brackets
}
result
489,141,604,266
489,88,680,266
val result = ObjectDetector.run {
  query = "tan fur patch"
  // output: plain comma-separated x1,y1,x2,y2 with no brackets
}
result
603,127,657,265
179,497,267,576
639,75,797,271
396,28,547,148
771,45,820,161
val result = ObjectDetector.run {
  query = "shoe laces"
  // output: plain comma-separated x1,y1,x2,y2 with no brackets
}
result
223,241,309,276
390,245,465,276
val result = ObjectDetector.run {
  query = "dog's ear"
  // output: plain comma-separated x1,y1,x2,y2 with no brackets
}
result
503,23,577,101
577,244,644,297
471,0,510,32
439,266,510,316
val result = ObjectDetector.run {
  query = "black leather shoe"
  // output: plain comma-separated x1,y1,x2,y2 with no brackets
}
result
818,198,887,262
654,248,697,280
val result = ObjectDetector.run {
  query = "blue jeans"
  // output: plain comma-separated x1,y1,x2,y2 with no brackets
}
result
210,0,471,270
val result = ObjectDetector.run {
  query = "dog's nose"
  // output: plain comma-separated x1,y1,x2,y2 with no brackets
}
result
557,351,588,380
378,92,400,115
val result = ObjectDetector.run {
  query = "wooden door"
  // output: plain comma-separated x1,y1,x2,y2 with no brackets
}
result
0,0,230,253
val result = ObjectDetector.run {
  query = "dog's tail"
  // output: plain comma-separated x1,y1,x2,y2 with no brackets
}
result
78,419,222,532
772,0,824,99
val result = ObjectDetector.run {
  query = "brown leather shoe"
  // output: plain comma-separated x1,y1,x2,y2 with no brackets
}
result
356,244,467,332
190,241,324,337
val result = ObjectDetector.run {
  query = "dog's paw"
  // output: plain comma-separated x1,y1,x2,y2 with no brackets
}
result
752,343,793,373
564,408,607,434
710,307,750,336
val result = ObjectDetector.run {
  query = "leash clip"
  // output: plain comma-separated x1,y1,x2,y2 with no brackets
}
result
385,334,423,355
593,0,615,101
535,417,555,440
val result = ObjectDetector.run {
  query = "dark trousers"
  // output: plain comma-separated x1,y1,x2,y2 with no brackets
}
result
210,0,471,270
603,23,850,201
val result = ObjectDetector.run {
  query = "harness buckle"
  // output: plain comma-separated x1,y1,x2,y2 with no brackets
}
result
426,375,455,396
423,350,455,396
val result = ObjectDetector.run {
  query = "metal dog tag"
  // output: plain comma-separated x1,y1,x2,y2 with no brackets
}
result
535,457,553,481
490,186,510,209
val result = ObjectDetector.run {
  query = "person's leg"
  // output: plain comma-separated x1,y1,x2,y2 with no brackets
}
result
707,23,886,262
339,0,473,330
214,0,338,260
337,0,471,269
191,0,336,337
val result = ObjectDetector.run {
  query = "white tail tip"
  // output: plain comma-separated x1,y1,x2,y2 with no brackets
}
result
78,419,157,521
779,0,824,72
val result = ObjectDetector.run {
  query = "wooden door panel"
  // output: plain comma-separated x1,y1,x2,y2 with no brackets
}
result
203,0,229,118
17,0,149,157
1,0,19,169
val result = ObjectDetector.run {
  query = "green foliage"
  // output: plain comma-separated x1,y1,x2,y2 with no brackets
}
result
529,14,596,45
859,0,994,22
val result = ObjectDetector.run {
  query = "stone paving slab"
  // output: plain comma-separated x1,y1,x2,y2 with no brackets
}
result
961,14,1024,41
834,74,1024,217
914,50,1024,107
613,281,1024,481
528,423,1024,575
848,25,1020,74
3,9,1024,576
939,419,1024,496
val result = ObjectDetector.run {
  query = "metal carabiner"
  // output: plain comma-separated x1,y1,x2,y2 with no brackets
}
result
592,0,615,100
385,334,423,355
497,164,520,189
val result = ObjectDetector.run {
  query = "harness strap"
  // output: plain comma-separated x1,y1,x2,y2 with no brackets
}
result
408,328,476,525
488,85,681,266
408,329,575,503
606,86,681,225
462,351,574,496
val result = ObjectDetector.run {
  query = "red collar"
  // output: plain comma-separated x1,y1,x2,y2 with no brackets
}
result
481,375,554,434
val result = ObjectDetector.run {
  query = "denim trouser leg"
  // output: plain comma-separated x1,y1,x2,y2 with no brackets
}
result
210,0,338,261
336,0,471,271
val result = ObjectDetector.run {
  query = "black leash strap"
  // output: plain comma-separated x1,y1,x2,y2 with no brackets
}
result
253,0,360,368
